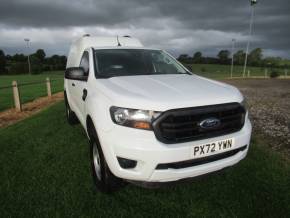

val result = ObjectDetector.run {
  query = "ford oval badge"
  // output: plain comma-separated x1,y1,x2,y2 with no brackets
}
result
199,118,221,129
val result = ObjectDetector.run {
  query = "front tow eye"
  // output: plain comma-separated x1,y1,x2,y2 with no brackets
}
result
82,89,87,101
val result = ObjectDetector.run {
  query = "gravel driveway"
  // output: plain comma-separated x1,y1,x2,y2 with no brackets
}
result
224,79,290,156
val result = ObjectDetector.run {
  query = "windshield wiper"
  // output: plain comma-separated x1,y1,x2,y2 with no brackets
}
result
152,71,191,75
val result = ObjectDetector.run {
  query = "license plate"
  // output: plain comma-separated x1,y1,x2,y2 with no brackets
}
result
192,138,234,157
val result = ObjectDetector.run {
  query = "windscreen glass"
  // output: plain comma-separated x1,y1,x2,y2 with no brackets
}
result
94,49,188,78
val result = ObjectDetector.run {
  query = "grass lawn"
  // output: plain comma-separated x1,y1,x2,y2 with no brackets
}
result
187,64,278,79
0,101,289,217
0,72,64,111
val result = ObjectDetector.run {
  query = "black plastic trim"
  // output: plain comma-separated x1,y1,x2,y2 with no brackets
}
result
117,157,137,169
156,145,248,170
152,103,246,144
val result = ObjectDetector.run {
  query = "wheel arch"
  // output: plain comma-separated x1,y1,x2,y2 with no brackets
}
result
86,115,101,144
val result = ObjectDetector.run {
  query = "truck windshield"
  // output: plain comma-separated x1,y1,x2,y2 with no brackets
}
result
94,49,189,78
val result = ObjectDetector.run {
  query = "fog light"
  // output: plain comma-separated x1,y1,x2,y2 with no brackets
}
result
117,157,137,169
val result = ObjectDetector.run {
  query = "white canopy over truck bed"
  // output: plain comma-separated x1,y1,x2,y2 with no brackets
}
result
66,36,143,68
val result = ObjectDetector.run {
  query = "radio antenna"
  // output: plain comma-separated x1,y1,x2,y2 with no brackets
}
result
117,35,121,46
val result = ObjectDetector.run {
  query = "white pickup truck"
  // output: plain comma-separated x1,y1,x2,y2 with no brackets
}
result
64,35,252,193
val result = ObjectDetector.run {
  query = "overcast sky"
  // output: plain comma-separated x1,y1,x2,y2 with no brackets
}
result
0,0,289,58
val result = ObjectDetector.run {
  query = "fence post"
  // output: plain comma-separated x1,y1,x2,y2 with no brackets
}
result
46,77,52,97
12,81,22,112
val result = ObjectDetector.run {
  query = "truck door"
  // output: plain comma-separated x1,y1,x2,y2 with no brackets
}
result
71,51,90,125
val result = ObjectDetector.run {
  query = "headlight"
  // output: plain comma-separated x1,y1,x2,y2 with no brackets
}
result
110,106,161,130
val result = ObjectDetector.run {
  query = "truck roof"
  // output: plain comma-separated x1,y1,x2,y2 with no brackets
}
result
66,36,143,68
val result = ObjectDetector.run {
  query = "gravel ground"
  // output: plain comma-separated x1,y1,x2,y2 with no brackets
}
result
224,79,290,156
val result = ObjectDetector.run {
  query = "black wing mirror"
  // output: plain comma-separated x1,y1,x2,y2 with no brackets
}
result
65,67,87,81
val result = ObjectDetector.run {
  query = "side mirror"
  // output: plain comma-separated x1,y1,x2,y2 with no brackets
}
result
65,67,87,81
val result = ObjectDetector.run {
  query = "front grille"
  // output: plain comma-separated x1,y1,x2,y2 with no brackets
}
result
156,145,248,170
152,103,246,144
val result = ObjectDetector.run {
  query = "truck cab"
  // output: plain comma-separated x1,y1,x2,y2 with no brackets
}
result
64,35,252,193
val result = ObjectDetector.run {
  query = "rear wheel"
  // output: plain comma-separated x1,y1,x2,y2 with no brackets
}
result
64,93,79,125
88,123,124,193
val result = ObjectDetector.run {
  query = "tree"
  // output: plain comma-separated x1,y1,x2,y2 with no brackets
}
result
35,49,46,63
12,53,26,62
203,57,219,64
177,54,191,63
217,50,230,64
193,52,202,63
9,63,28,75
248,48,263,66
44,55,67,71
59,55,67,70
234,50,245,65
5,54,12,61
262,57,281,68
0,50,6,74
30,55,42,74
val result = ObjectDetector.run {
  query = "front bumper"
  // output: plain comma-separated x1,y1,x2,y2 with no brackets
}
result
98,118,252,182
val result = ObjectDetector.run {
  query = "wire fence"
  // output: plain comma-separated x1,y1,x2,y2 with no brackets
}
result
0,78,63,112
0,79,62,89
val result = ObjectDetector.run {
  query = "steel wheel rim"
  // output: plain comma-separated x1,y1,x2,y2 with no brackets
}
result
93,142,102,180
66,107,70,117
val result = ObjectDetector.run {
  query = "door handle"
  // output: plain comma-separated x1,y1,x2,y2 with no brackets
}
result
72,83,75,87
82,89,87,101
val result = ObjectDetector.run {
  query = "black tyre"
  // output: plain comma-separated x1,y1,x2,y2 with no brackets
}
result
88,123,124,193
64,93,79,125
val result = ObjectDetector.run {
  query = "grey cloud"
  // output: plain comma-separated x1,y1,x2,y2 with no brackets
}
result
0,0,289,58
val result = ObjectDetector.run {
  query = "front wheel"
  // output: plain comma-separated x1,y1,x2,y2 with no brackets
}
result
89,129,124,193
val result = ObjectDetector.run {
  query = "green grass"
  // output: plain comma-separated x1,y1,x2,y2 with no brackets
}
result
0,72,64,111
188,64,276,79
279,59,290,66
0,101,289,217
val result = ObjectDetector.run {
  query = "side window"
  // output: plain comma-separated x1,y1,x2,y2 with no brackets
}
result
80,51,90,77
